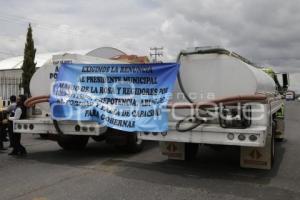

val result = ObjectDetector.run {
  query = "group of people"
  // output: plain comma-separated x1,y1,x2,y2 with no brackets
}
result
0,95,27,156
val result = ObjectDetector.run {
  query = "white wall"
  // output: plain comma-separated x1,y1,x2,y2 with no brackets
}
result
0,69,22,100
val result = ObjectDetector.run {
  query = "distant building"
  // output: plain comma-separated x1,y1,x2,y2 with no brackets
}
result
111,55,149,63
0,49,90,100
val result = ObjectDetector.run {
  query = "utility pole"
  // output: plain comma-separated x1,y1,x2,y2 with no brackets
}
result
150,47,163,63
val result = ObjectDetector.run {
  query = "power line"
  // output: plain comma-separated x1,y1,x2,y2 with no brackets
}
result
0,13,82,37
0,51,17,56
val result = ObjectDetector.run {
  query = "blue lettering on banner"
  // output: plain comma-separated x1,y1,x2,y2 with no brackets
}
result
50,63,180,132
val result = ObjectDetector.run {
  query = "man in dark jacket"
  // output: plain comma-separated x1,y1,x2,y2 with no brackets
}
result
5,95,17,148
9,95,27,156
0,95,17,151
0,111,7,150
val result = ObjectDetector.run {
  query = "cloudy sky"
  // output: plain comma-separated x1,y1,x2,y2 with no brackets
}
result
0,0,300,74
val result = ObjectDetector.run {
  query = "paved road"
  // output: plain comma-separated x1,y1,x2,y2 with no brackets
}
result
0,102,300,200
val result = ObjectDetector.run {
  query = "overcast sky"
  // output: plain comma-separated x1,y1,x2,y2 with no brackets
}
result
0,0,300,74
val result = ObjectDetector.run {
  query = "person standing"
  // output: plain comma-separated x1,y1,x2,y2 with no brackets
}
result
8,95,27,156
0,108,6,150
0,95,16,151
0,118,5,150
5,95,17,147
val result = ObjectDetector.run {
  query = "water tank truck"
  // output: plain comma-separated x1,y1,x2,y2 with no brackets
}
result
13,50,145,152
138,47,287,169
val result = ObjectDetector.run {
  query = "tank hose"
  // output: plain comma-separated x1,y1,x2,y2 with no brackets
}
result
176,52,194,103
175,115,206,132
24,95,64,135
53,119,64,135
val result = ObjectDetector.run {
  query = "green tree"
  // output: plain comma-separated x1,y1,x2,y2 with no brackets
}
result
21,23,36,96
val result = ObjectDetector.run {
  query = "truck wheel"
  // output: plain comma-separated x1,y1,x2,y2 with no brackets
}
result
126,133,144,153
271,133,275,166
39,134,48,139
91,135,106,142
209,144,226,151
57,135,89,150
105,128,144,153
185,143,199,161
275,137,284,142
116,133,144,153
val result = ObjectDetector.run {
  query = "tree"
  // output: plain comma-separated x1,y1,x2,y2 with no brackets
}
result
21,23,36,96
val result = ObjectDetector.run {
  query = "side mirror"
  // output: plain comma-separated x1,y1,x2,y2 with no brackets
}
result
282,73,289,89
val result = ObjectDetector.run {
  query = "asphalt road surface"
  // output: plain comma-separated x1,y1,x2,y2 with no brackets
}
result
0,101,300,200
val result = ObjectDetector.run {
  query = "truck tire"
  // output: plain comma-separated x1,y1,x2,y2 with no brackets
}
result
105,128,144,153
125,133,144,153
185,143,199,161
115,133,144,153
209,144,226,151
39,134,48,139
57,135,89,150
271,133,275,166
91,135,106,142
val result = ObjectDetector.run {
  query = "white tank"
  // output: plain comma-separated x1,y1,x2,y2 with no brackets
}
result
173,51,276,103
30,53,124,113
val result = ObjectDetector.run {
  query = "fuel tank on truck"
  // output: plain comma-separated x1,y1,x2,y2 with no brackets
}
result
172,47,276,103
30,54,124,114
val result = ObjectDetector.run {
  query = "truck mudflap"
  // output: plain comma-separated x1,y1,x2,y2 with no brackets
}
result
160,142,186,160
159,142,199,161
240,133,274,170
13,118,107,136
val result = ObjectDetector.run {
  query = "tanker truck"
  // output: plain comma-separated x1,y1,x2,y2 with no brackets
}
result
13,50,144,152
13,46,286,169
138,47,287,170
